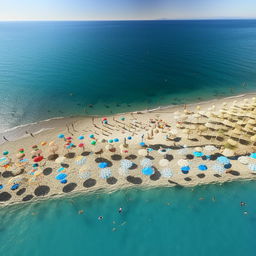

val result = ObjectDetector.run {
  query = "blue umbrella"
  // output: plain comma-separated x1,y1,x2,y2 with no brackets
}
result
181,166,190,174
98,162,108,168
211,164,225,174
127,136,132,140
89,134,94,139
11,184,19,190
193,152,204,157
3,151,9,156
147,148,154,152
142,167,155,175
60,179,67,184
58,134,65,139
108,139,113,143
114,138,119,142
217,156,230,165
78,136,84,140
56,173,67,180
0,184,3,190
139,142,146,147
250,153,256,159
224,163,232,169
198,164,208,171
57,167,65,173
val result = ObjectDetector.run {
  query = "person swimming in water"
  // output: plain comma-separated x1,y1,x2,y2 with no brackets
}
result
98,216,103,220
240,201,246,206
118,208,123,213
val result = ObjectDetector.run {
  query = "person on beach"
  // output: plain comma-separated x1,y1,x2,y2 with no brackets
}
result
3,136,8,142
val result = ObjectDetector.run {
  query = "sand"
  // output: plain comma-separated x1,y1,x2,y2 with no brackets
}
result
0,92,256,207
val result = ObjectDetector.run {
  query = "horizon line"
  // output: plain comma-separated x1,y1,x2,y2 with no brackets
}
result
0,17,256,22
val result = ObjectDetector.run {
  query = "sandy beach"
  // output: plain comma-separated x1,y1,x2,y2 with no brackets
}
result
1,92,256,207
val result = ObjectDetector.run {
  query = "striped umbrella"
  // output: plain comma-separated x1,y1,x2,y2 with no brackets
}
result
78,170,91,179
238,156,249,165
75,156,86,166
248,164,256,172
211,164,225,174
100,168,112,179
140,158,152,168
118,167,130,177
120,160,133,170
161,168,173,178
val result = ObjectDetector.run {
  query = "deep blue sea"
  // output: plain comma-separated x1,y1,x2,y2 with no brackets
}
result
1,20,256,255
0,20,256,131
1,182,256,256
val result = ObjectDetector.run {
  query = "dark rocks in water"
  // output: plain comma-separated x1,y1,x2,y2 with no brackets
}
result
63,183,77,193
16,188,26,196
83,179,96,188
22,195,34,201
0,192,12,201
43,168,53,176
34,185,50,196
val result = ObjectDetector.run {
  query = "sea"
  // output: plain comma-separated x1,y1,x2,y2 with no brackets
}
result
0,20,256,132
0,20,256,256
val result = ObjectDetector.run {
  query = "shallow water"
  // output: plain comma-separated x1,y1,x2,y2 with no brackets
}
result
1,181,256,256
0,20,256,131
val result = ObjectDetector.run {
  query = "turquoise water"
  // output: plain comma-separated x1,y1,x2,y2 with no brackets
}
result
1,182,256,256
0,20,256,131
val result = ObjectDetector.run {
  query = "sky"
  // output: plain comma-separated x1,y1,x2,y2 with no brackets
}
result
0,0,255,21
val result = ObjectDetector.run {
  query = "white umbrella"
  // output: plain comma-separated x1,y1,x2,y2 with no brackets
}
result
204,145,218,153
159,159,169,167
75,156,86,165
238,156,249,165
222,148,235,157
120,159,133,169
118,167,130,176
55,156,66,164
177,159,189,167
138,149,148,157
78,170,91,179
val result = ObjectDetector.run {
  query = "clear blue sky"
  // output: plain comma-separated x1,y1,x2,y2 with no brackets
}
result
0,0,255,21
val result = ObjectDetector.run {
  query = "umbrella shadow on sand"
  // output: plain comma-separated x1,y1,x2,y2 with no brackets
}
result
129,163,138,170
227,170,240,176
16,188,26,196
150,167,161,181
34,185,50,197
107,177,118,185
125,154,137,160
168,180,184,188
81,151,91,156
47,154,59,161
63,183,77,193
83,178,96,188
43,168,53,176
111,154,122,161
22,194,34,202
126,176,142,184
64,152,76,159
1,171,14,178
95,157,113,167
197,173,205,179
0,192,12,202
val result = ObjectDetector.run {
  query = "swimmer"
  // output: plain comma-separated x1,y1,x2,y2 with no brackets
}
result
243,211,248,215
98,216,103,220
240,201,247,206
78,210,84,215
118,208,123,213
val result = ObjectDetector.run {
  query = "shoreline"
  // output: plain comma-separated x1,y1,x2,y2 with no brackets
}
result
1,91,256,145
1,91,256,207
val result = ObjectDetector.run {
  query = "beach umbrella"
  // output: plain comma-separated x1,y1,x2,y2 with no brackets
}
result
91,140,96,145
55,173,67,180
139,142,146,147
181,166,190,174
120,159,133,169
127,136,132,140
113,138,119,142
238,156,249,165
217,156,230,165
75,156,86,166
211,164,225,174
8,175,27,185
177,148,190,155
118,167,130,176
159,159,169,167
33,156,44,163
0,185,3,190
198,164,208,171
78,143,85,149
58,134,65,139
16,153,25,159
140,158,152,168
3,151,9,156
100,168,111,179
177,159,189,167
108,139,114,143
142,167,155,176
224,163,232,169
41,141,47,146
78,136,84,140
98,162,108,168
160,168,173,178
55,156,66,164
57,167,65,173
193,151,204,157
204,145,218,153
0,157,10,167
250,153,256,159
78,170,91,179
248,164,256,172
11,184,19,190
222,148,235,157
138,149,148,157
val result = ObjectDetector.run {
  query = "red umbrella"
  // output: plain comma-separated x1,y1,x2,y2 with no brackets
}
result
32,145,38,149
102,117,107,121
78,143,84,148
66,137,72,140
33,156,44,162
